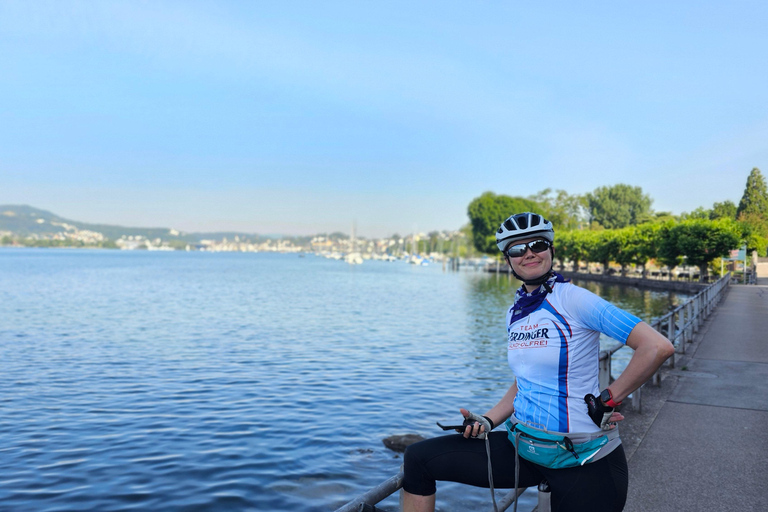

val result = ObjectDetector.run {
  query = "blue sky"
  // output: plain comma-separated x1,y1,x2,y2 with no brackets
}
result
2,1,766,237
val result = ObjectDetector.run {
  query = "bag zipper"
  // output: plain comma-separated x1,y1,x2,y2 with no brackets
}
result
517,429,580,459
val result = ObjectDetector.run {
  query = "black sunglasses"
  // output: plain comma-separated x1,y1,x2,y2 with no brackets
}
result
503,239,552,258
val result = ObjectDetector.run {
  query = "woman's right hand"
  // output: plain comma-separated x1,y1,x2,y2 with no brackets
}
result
459,408,491,438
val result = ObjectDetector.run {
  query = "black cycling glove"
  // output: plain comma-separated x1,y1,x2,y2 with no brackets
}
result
584,393,615,430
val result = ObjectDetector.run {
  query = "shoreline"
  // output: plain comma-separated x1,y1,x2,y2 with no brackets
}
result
559,270,707,294
486,265,707,294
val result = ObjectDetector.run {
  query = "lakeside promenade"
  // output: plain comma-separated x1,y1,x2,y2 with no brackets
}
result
624,283,768,512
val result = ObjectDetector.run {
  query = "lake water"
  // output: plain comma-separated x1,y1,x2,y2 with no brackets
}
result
0,249,690,511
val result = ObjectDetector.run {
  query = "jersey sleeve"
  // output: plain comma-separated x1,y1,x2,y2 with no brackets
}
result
560,284,642,344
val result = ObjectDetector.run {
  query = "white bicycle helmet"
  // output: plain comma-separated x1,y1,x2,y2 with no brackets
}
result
496,212,554,252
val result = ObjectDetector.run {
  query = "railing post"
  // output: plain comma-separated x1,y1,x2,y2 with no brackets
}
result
695,295,702,331
667,314,676,368
598,350,611,391
677,308,685,354
633,385,643,413
538,480,551,512
703,288,708,318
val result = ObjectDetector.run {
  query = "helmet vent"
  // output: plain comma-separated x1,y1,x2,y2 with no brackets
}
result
495,212,554,252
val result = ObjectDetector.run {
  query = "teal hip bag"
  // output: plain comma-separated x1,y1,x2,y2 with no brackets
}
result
505,417,620,469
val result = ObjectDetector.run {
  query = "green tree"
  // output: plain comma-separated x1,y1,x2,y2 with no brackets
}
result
674,218,741,282
558,230,593,272
586,184,653,229
554,230,571,270
611,227,641,277
588,230,623,275
427,231,440,253
527,189,587,231
736,168,768,219
630,222,661,278
711,200,737,220
467,192,540,255
656,220,683,279
458,224,480,258
653,211,677,223
167,240,188,250
738,212,768,256
734,168,768,256
681,207,711,220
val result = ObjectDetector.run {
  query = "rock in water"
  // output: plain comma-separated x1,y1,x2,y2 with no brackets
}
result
382,434,426,453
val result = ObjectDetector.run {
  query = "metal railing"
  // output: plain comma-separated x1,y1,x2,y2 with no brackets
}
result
334,273,732,512
334,470,529,512
335,471,404,512
607,272,731,413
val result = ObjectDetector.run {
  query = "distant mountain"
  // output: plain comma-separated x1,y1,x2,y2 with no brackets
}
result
0,205,265,242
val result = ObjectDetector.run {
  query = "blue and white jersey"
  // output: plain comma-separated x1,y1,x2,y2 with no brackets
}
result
507,282,641,433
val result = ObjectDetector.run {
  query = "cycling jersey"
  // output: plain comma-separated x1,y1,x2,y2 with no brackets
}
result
507,281,642,433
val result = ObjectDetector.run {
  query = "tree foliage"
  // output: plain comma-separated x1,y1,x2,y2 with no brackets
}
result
733,169,768,256
711,200,737,220
651,220,683,276
611,227,639,276
586,184,653,229
630,223,662,278
588,230,621,274
555,218,742,282
681,207,711,220
466,192,540,255
673,218,741,281
557,230,595,272
682,200,739,223
737,212,768,256
526,189,587,231
736,168,768,219
458,224,481,258
467,168,758,273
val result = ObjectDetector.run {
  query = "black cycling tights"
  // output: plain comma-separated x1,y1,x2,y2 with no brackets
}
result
403,431,628,512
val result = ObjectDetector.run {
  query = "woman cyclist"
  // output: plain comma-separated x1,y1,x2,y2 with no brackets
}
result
402,212,675,512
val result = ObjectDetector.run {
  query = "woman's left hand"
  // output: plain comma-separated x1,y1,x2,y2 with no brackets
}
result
607,410,624,427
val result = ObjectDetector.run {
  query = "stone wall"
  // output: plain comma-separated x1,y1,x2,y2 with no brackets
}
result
558,271,707,293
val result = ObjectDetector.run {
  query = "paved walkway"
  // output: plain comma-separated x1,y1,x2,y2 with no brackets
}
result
625,284,768,512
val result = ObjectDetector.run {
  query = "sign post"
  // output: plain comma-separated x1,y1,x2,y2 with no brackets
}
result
723,245,747,283
744,245,749,284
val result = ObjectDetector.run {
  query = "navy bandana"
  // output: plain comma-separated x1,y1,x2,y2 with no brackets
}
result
508,272,570,324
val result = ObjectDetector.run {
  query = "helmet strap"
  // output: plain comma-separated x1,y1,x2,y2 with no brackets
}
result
505,248,556,291
522,268,554,290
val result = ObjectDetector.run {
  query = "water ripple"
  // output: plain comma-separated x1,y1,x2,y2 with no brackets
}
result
0,249,690,511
